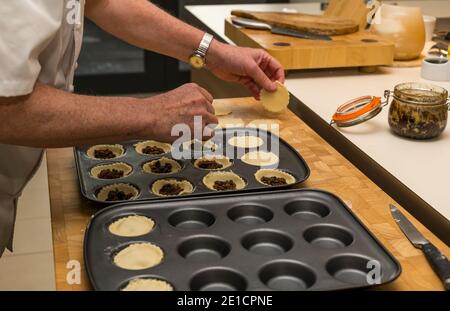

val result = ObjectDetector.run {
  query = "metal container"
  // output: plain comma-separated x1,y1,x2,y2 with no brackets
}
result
74,127,310,204
84,189,401,291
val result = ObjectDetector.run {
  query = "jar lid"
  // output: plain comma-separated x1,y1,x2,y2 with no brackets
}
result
331,96,383,127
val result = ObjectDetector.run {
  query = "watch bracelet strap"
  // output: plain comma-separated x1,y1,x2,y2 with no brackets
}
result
196,33,213,57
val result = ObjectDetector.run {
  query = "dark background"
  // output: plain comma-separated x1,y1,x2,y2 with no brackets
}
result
74,0,287,95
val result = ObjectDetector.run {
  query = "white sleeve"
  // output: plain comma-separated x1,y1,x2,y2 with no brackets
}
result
0,0,62,97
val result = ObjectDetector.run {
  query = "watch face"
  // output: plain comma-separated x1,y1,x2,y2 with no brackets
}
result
190,54,205,69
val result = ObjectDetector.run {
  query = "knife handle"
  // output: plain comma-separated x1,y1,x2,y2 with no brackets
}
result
422,243,450,290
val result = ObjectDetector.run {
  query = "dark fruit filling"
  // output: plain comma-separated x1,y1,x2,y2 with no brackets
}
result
197,160,223,170
98,169,124,179
142,145,165,155
213,180,236,191
94,149,116,159
106,189,134,201
159,183,183,196
150,161,173,174
261,176,287,186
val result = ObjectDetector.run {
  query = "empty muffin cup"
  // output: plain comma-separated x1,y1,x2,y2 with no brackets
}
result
113,243,164,270
190,268,247,291
202,171,246,191
326,255,378,285
143,157,182,175
86,144,125,160
151,179,194,197
259,260,316,291
303,225,354,249
168,208,215,230
90,162,132,179
227,204,273,225
134,140,172,156
178,236,231,263
284,200,330,220
241,230,293,256
121,278,174,291
96,183,139,202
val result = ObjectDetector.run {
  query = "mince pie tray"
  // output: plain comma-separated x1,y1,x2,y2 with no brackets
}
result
74,127,310,204
84,189,401,291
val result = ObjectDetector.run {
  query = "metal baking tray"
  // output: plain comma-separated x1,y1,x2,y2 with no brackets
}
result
84,189,401,291
74,127,310,204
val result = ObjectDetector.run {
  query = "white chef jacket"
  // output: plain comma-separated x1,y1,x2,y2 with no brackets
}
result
0,0,85,256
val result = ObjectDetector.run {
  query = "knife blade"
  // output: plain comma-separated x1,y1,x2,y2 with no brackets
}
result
231,17,332,41
389,204,450,290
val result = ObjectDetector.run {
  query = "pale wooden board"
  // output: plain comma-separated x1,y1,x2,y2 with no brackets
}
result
48,97,449,291
225,18,395,70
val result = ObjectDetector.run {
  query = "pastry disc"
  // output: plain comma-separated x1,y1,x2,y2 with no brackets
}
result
134,140,172,155
194,155,232,170
143,157,182,174
247,119,280,133
96,183,139,201
228,135,264,148
151,179,194,197
212,102,232,116
86,144,124,160
122,278,174,291
202,171,246,191
109,215,154,237
217,117,245,129
90,162,132,179
114,243,163,270
260,81,289,113
255,169,296,186
241,151,279,167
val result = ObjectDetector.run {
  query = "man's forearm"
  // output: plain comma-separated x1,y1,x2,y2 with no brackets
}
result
85,0,205,63
0,83,152,148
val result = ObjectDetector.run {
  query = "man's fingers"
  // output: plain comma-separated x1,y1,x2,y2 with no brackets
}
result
247,61,277,93
267,57,285,83
196,86,214,103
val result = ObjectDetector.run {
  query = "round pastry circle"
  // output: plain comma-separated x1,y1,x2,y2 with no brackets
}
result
247,119,280,132
108,215,155,237
241,151,279,167
202,171,246,191
134,140,172,155
151,179,194,197
90,162,132,179
228,135,264,148
96,183,139,201
142,157,182,174
122,278,174,291
217,117,245,129
114,243,163,270
255,169,296,186
86,144,124,159
260,81,290,113
193,155,232,170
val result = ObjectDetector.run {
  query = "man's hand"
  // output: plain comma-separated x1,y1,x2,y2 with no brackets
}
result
207,41,285,99
145,83,218,142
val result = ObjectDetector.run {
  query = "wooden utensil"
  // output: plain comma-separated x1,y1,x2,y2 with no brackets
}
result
231,10,359,36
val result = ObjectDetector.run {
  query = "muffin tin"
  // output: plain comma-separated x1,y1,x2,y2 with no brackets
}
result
84,189,401,291
74,127,310,203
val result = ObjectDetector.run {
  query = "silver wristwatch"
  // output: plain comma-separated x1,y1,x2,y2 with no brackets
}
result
189,33,214,69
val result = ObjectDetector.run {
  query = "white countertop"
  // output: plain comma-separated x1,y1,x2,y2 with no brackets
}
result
186,1,450,221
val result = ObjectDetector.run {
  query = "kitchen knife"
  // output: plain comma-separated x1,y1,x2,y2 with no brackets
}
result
389,204,450,290
231,17,332,41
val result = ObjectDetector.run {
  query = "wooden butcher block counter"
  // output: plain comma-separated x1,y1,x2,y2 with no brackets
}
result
47,97,449,291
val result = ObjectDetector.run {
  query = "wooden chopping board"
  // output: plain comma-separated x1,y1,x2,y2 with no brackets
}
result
231,10,359,36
